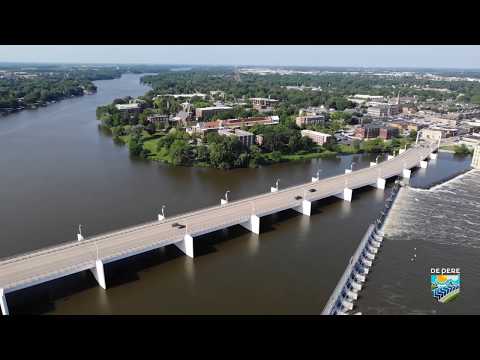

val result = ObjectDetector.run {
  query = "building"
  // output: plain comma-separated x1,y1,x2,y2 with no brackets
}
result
379,127,400,140
367,103,401,118
146,114,170,126
218,129,256,148
220,116,279,129
187,116,280,136
250,97,279,111
299,106,328,116
115,103,142,120
300,130,332,146
155,93,207,99
350,94,386,102
425,116,459,128
115,103,141,112
355,125,381,139
195,106,233,120
472,145,480,169
295,114,327,128
389,121,425,133
419,128,444,141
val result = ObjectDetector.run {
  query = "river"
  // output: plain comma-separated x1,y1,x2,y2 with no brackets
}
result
0,74,475,314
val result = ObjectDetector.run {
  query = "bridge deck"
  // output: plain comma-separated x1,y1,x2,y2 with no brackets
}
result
0,142,437,295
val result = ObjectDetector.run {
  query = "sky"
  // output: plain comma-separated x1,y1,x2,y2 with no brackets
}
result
0,45,479,69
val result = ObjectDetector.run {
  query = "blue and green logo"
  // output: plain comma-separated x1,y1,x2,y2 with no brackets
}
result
431,268,460,303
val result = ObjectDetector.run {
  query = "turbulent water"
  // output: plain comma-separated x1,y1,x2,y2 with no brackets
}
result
384,169,480,249
357,166,480,314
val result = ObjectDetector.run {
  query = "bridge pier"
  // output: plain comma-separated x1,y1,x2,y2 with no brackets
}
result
90,260,107,289
293,200,312,216
429,152,438,160
370,177,386,190
175,234,194,258
240,215,261,234
335,188,353,202
402,168,411,179
0,288,8,316
420,160,428,169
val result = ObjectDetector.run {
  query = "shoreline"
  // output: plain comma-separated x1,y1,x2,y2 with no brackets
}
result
106,126,404,170
0,91,97,118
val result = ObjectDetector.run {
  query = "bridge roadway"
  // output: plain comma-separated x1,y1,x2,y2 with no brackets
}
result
0,141,437,314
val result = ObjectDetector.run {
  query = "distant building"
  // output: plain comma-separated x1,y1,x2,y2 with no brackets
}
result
355,125,381,139
367,104,400,118
420,128,446,141
250,97,279,111
424,116,459,128
379,127,400,140
299,106,328,116
300,130,332,145
146,114,170,126
296,114,327,128
219,129,256,148
195,106,233,120
221,115,280,129
115,103,141,111
389,121,426,133
351,94,386,102
155,93,207,99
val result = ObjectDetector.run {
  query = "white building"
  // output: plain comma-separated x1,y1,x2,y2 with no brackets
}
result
115,103,140,111
300,130,332,145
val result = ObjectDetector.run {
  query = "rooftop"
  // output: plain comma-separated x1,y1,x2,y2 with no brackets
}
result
115,103,140,110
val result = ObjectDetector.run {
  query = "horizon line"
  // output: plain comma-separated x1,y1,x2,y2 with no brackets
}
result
1,61,480,71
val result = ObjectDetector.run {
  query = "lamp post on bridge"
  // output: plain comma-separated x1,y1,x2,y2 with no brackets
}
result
221,190,230,205
312,168,322,182
77,224,84,241
158,205,166,221
271,179,280,192
346,161,355,174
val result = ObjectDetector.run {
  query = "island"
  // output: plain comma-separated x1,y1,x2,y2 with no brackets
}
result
96,68,422,169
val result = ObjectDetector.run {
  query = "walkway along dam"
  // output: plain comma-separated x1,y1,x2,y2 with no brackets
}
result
0,141,438,315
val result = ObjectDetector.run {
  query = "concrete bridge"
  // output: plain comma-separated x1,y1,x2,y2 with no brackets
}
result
0,141,438,315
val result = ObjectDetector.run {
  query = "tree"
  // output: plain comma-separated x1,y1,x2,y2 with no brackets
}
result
453,144,473,155
168,139,190,165
128,135,143,156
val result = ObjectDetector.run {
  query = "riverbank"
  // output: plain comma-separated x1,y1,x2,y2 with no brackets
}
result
112,129,339,168
0,91,97,118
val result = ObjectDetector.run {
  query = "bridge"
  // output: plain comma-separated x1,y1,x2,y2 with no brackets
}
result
0,141,438,315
